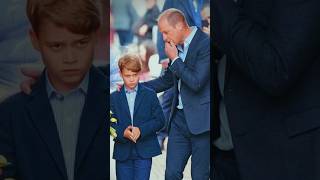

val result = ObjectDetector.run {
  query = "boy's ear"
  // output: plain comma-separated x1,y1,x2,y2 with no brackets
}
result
29,29,40,51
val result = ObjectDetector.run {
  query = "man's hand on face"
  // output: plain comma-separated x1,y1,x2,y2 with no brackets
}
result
165,41,178,61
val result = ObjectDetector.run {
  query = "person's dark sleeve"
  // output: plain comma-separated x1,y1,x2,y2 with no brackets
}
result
142,67,175,93
0,100,17,179
213,0,320,96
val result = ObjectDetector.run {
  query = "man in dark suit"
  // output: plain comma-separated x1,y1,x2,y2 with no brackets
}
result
213,0,320,180
110,54,165,180
144,8,211,180
156,0,205,152
0,0,108,179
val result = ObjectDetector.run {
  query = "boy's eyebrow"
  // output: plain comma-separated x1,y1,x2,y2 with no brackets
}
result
44,36,91,44
75,36,90,41
45,40,64,44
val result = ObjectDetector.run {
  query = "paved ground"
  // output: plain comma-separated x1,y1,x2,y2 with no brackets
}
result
110,137,192,180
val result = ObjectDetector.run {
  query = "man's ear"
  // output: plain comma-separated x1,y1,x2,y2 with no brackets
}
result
176,22,184,31
29,29,40,51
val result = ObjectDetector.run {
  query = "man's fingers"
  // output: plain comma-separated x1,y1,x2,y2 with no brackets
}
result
128,125,134,130
116,83,123,92
20,67,41,79
130,135,136,143
20,78,36,95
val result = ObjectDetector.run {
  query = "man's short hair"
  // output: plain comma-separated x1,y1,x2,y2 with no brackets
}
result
27,0,100,34
118,54,142,73
158,8,188,27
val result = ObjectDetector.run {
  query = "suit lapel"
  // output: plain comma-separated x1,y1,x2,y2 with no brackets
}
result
27,74,68,180
133,84,146,117
183,30,201,64
74,67,108,172
119,86,132,121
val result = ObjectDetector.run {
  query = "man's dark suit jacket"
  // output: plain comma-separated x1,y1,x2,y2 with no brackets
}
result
145,29,210,135
0,67,109,180
213,0,320,179
110,84,165,161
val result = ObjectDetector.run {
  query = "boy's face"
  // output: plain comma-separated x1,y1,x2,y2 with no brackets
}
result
120,68,139,90
30,20,96,91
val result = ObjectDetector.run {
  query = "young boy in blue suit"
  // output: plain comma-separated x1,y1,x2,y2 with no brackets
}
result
110,54,165,180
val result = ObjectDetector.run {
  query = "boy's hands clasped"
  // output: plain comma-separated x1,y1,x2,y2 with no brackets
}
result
123,125,141,143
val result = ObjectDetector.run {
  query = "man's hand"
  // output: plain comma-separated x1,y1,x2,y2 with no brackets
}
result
160,58,170,69
131,127,141,141
123,126,136,143
116,82,123,92
20,67,42,95
165,41,178,61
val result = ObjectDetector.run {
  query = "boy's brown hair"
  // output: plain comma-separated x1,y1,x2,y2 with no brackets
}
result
118,54,142,73
26,0,100,35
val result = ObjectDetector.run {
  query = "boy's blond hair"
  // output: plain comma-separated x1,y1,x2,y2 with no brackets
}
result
26,0,100,34
118,54,142,73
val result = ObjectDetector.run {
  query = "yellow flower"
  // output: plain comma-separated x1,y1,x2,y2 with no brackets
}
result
110,117,117,123
110,127,117,138
109,110,118,138
0,155,9,168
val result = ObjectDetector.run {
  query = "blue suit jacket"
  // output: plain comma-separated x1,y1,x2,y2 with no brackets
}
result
145,30,210,135
110,84,165,161
0,67,109,180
